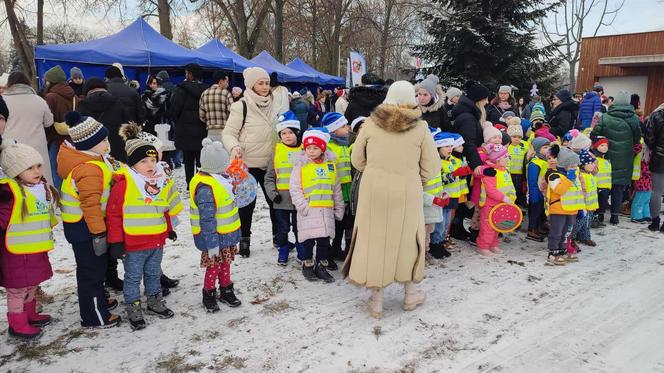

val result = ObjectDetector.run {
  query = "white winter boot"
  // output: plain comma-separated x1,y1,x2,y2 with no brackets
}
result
367,288,384,319
403,282,426,311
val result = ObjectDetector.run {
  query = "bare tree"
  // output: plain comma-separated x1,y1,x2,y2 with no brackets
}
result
271,0,286,62
3,0,36,79
541,0,624,91
210,0,272,58
37,0,44,45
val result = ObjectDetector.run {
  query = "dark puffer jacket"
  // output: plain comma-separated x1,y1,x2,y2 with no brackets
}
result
77,89,130,162
591,104,642,185
645,103,664,174
420,89,451,132
548,98,579,138
106,77,146,124
344,85,387,124
451,95,484,169
170,80,209,151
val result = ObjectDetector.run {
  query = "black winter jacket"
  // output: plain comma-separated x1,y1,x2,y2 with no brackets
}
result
420,96,451,132
451,95,484,169
344,85,387,124
170,80,209,151
547,99,579,138
646,104,664,174
77,90,130,162
106,77,146,124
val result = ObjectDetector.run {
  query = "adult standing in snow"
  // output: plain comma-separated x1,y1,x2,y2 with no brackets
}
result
344,81,440,318
68,67,86,97
344,73,387,124
591,91,641,225
289,91,309,132
416,74,451,132
141,74,170,135
1,72,55,185
105,66,145,124
452,81,491,172
486,85,518,123
199,70,233,142
270,72,290,115
222,67,280,258
548,89,578,138
646,101,664,232
445,86,463,122
578,91,602,130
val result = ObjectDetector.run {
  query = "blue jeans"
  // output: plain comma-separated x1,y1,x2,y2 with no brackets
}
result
48,142,62,190
123,248,163,303
631,191,652,220
431,208,452,244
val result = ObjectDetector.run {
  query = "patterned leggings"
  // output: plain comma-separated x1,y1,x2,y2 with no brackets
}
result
203,263,231,290
571,212,592,241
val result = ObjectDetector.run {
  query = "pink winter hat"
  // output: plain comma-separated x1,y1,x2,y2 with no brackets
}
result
486,143,509,163
483,121,502,143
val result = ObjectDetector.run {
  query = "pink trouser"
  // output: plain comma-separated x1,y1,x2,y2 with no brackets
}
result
203,262,231,290
477,206,499,250
6,286,37,313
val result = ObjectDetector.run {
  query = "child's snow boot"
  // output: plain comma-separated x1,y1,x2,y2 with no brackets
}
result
146,293,174,319
609,215,619,225
315,261,335,283
239,237,251,258
468,228,479,246
429,242,450,259
295,243,306,263
648,217,661,232
368,289,384,319
126,301,146,331
202,289,220,313
546,255,566,266
302,260,318,281
526,229,545,242
24,299,51,327
277,245,290,266
219,284,242,307
160,274,179,288
7,312,42,340
403,282,426,311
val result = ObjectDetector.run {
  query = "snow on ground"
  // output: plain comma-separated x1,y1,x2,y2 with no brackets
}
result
1,167,664,373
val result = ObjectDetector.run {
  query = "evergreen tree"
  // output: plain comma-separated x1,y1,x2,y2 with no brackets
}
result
417,0,561,94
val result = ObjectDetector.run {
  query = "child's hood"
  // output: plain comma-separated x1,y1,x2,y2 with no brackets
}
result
291,150,337,167
57,141,104,179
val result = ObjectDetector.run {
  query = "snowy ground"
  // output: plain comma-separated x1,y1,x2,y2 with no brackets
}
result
2,167,664,373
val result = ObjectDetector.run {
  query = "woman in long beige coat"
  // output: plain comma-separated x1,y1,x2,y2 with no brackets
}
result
343,81,440,318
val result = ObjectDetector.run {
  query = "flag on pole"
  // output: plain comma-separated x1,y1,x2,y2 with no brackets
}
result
346,57,351,88
350,51,366,87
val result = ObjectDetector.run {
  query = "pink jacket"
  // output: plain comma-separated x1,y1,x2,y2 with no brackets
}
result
289,151,345,242
470,147,490,204
480,167,508,209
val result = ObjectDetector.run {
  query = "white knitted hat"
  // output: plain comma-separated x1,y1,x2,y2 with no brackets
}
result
200,138,230,174
383,81,417,106
0,142,44,178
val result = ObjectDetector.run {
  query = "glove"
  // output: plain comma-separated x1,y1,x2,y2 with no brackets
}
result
91,232,108,257
168,231,178,242
452,166,473,177
432,196,450,208
503,196,513,204
566,169,577,181
273,194,283,204
109,243,126,260
53,121,70,136
577,210,585,219
482,167,497,177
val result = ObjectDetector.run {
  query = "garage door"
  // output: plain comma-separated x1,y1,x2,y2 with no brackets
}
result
598,76,648,107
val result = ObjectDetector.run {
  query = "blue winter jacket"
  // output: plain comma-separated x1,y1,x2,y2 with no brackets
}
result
578,92,602,129
527,159,544,203
192,184,241,251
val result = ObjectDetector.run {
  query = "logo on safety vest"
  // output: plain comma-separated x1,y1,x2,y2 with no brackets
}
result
316,167,328,177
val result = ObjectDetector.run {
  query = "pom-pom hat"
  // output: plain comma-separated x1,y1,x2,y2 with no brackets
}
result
65,111,109,151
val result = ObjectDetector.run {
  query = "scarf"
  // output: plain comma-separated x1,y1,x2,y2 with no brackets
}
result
127,162,169,202
4,83,36,96
144,88,168,115
330,134,349,147
245,89,273,111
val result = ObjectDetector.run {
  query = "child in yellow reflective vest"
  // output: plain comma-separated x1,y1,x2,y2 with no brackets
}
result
190,139,242,313
0,141,59,340
506,121,529,207
591,136,611,227
264,111,305,266
289,129,344,283
447,133,473,242
525,137,551,242
544,146,583,266
106,125,182,330
322,112,353,269
430,132,462,258
424,130,451,259
570,150,598,249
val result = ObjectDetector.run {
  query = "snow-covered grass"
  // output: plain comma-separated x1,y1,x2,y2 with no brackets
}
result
1,167,664,372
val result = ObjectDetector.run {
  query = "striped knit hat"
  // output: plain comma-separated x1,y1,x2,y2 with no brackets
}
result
120,123,157,166
65,112,109,151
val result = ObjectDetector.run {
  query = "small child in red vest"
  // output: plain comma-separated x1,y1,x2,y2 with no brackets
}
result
0,141,58,340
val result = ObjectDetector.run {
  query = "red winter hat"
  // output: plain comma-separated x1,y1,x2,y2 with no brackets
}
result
302,129,330,153
592,136,609,149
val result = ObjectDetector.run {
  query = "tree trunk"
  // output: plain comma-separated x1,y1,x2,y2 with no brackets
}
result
274,0,285,62
37,0,44,45
4,0,35,80
158,0,173,40
310,0,317,65
378,0,393,79
568,59,577,92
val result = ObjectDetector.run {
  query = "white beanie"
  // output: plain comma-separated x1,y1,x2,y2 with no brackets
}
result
383,81,417,106
482,121,502,143
446,87,462,99
0,142,44,178
199,138,230,174
243,67,270,91
499,85,512,95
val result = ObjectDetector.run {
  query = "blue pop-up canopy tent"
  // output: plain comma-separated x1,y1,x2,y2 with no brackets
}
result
287,58,344,87
34,18,234,87
250,51,317,84
197,39,256,73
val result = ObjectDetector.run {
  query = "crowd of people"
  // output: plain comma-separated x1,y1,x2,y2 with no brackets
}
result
0,62,663,340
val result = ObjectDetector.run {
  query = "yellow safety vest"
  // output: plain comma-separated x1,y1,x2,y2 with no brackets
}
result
580,172,599,211
441,157,462,198
508,141,529,175
189,173,241,235
273,143,301,190
327,141,351,184
596,157,612,189
119,169,183,236
632,141,644,181
301,161,337,208
423,173,443,196
60,160,112,223
452,156,470,196
529,157,548,182
0,178,57,254
560,170,585,212
479,168,515,207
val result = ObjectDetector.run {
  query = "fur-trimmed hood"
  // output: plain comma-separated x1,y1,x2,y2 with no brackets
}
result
418,86,447,114
291,149,337,167
370,104,423,133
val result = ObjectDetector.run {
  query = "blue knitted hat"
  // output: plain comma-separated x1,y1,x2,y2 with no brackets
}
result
321,112,348,133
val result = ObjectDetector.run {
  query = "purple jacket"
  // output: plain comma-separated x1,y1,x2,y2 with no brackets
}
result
0,184,53,289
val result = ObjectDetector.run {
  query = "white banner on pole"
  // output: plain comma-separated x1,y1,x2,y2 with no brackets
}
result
346,57,351,88
350,51,366,87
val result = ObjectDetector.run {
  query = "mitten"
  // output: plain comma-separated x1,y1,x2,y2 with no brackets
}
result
482,167,497,177
452,166,473,177
432,196,450,208
273,194,283,204
168,231,178,242
91,232,108,257
109,243,126,260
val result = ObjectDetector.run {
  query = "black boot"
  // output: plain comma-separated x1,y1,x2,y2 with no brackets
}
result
239,237,250,258
106,258,124,292
302,260,318,281
450,223,470,241
202,289,220,313
160,274,179,288
315,261,335,283
610,215,619,225
429,242,451,259
648,217,661,232
468,228,479,246
219,284,241,307
326,257,339,271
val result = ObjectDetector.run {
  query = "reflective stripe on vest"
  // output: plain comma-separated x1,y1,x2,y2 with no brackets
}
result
441,158,462,198
452,156,469,195
189,174,241,235
120,170,182,236
581,172,599,210
596,157,612,189
328,142,352,184
301,161,336,208
0,178,56,254
479,169,516,207
632,152,642,181
60,160,112,223
508,141,528,175
423,173,443,196
560,170,585,211
273,143,301,190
